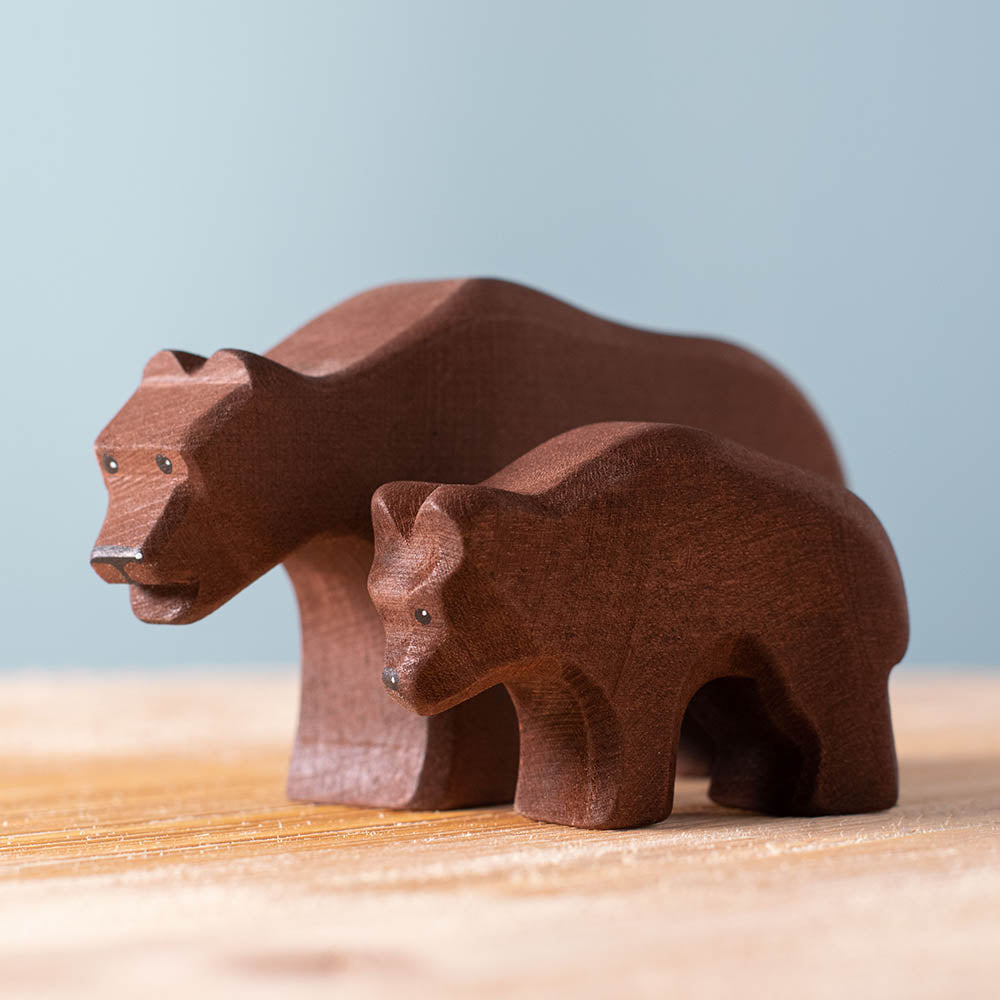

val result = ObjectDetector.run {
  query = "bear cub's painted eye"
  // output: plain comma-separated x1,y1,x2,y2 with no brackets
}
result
155,454,173,474
414,608,432,625
103,454,119,474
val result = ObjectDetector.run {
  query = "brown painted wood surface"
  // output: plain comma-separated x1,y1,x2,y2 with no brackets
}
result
90,278,845,808
370,422,908,828
1,670,997,999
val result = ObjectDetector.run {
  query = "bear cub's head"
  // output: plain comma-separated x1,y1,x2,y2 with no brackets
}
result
368,481,546,715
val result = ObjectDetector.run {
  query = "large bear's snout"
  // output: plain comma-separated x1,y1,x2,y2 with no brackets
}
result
90,545,144,584
91,480,192,584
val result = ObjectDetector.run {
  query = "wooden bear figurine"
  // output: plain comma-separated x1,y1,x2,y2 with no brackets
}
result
91,278,845,811
368,422,909,829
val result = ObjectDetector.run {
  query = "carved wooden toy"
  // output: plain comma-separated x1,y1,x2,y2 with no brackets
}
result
90,278,845,810
368,422,909,829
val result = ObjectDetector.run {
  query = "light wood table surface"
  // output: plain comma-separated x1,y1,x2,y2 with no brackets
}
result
1,669,997,999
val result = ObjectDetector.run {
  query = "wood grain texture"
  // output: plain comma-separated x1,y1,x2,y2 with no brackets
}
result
89,277,845,808
369,422,908,828
1,670,997,999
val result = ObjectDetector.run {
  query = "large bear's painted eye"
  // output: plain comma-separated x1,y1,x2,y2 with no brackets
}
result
155,454,173,474
414,608,432,625
103,454,119,474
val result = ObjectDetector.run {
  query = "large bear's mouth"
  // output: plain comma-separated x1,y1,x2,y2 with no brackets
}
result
129,581,201,624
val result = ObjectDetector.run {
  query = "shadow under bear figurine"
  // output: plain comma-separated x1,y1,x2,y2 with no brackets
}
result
368,422,909,830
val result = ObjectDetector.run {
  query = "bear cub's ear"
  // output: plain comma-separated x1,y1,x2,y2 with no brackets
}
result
422,485,546,527
372,482,442,542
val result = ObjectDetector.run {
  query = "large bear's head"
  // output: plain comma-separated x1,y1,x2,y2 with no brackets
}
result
367,481,547,715
91,348,313,624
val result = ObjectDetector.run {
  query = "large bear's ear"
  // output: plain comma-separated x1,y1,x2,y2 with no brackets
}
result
142,349,208,379
198,349,292,388
371,482,442,542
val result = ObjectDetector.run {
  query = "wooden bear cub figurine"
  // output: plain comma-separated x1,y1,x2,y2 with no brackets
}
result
368,422,909,830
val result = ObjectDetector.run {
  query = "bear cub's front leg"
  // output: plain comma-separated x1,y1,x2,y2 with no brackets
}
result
505,666,682,830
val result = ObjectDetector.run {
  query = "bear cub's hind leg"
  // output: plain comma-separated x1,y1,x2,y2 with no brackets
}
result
693,671,898,817
788,674,898,815
687,677,808,815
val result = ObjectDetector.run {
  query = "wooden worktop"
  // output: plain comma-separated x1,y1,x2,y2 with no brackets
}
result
1,669,997,998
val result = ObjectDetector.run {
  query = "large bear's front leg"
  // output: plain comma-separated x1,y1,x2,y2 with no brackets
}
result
284,533,519,808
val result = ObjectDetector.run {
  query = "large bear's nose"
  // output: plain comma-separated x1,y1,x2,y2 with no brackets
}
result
90,545,143,583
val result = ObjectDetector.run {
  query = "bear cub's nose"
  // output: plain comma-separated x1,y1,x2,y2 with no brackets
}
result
382,667,399,691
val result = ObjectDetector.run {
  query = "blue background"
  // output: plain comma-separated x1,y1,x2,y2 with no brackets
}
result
1,1,996,668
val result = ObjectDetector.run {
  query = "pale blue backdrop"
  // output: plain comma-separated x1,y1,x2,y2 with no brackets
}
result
1,1,996,668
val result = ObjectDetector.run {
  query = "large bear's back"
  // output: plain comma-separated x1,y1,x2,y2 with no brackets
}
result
266,277,704,375
266,279,468,375
264,278,845,486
